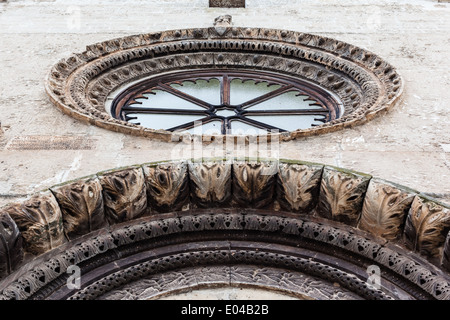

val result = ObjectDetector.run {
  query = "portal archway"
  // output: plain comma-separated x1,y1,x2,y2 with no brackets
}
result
1,159,449,300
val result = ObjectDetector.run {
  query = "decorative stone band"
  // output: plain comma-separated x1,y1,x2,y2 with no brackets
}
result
0,159,449,300
45,20,403,141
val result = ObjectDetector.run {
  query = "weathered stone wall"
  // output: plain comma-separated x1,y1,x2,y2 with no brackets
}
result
0,0,449,209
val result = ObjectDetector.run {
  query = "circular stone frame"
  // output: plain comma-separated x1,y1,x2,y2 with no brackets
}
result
45,24,403,141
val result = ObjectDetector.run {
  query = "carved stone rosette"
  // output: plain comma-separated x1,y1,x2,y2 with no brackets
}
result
0,159,449,301
45,18,403,141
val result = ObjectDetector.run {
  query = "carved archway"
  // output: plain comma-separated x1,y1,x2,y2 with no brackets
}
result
1,159,449,300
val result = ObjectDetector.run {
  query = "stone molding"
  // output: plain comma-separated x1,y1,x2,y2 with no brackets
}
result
0,158,449,300
45,18,403,141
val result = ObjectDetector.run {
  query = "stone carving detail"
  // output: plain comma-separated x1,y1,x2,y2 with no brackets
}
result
229,265,360,301
316,167,371,226
51,176,107,239
277,162,323,213
188,161,231,208
0,159,449,300
232,161,277,208
98,167,147,224
2,192,64,256
374,245,450,300
0,212,23,278
213,15,233,36
84,265,364,300
143,161,189,212
67,242,390,300
404,196,450,258
45,19,403,141
358,179,416,240
1,210,449,300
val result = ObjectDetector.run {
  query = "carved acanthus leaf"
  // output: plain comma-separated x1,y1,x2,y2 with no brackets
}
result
316,167,370,226
0,212,23,278
3,192,65,256
188,161,231,207
99,167,147,224
404,196,450,258
277,163,323,213
143,161,189,212
232,161,277,208
51,176,107,239
358,180,415,240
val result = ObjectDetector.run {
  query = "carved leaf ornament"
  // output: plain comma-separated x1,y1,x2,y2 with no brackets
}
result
0,159,449,301
51,177,107,239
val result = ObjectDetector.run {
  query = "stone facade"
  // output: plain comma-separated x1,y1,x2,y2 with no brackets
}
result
0,0,448,209
0,0,449,300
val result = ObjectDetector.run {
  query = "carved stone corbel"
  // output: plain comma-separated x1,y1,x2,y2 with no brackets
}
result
404,195,450,258
98,167,147,224
143,161,189,213
316,166,371,226
276,162,323,214
2,192,65,256
358,179,416,240
51,175,107,240
188,161,232,208
232,160,277,208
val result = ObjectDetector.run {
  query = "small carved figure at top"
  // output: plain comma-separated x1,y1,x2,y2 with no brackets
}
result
214,15,232,27
213,15,232,36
